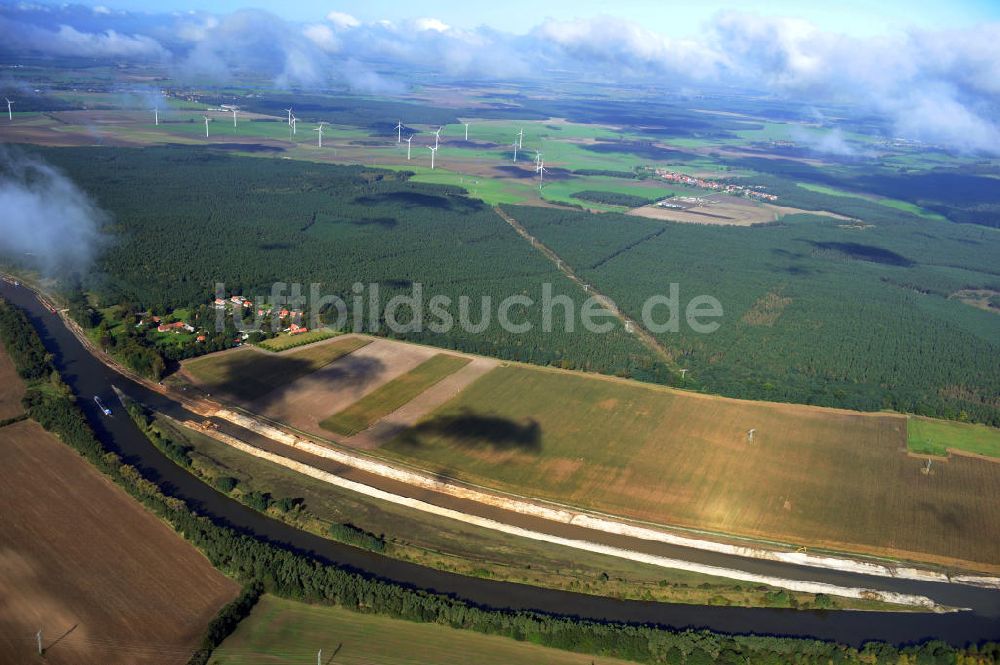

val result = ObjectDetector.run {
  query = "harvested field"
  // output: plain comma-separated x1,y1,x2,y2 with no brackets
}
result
383,365,1000,571
320,354,471,436
182,335,370,403
0,419,238,665
629,194,855,226
0,346,26,420
249,338,436,438
210,594,636,665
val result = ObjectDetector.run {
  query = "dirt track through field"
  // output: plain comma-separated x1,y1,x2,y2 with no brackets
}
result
0,420,238,665
346,357,498,449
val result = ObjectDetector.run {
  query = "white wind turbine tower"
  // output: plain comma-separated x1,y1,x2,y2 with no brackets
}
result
406,135,413,160
536,159,548,188
152,106,158,126
428,145,438,169
517,127,524,149
314,122,328,147
5,98,13,120
203,115,211,138
231,107,239,127
512,140,518,163
394,120,403,143
290,115,298,135
284,107,293,125
433,126,442,149
464,122,470,141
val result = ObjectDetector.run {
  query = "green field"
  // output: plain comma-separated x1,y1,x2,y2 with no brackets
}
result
210,595,637,665
382,364,1000,570
795,182,948,221
320,354,471,436
908,416,1000,458
183,337,369,402
257,329,336,351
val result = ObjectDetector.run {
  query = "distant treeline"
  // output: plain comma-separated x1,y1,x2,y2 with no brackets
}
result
1,299,997,665
572,190,657,208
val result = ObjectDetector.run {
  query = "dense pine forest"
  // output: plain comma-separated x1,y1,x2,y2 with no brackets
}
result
506,195,1000,425
35,146,662,379
13,144,998,423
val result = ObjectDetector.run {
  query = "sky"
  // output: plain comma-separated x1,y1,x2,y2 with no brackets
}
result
1,1,999,154
71,0,1000,37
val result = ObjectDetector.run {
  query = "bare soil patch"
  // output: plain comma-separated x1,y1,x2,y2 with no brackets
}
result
629,195,855,226
254,338,437,438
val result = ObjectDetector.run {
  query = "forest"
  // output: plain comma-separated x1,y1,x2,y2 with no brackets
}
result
35,146,663,380
505,196,1000,425
1,300,995,665
571,190,658,207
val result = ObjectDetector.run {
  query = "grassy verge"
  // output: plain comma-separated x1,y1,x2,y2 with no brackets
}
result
209,594,636,665
908,416,1000,458
320,354,471,436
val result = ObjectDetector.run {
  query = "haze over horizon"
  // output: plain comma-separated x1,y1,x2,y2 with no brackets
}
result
2,1,999,154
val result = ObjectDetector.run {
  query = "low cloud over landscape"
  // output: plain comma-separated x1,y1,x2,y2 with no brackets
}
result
0,149,106,275
2,4,999,153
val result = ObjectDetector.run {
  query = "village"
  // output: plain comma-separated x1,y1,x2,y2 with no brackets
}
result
655,169,779,202
138,294,311,348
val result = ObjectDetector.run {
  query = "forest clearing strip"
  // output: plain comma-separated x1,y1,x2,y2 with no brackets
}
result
492,206,675,364
213,408,1000,592
183,416,944,609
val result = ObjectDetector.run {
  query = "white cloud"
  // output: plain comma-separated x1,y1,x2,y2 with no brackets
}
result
326,11,359,30
414,17,450,33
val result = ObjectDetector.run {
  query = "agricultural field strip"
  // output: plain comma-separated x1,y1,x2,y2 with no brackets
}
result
492,206,674,364
213,408,1000,591
186,415,940,608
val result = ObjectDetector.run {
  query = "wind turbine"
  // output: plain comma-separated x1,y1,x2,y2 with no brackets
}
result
152,106,158,126
284,107,293,125
464,122,470,141
433,126,442,149
747,428,757,444
203,115,211,138
517,128,524,149
534,151,542,169
230,107,239,127
290,115,298,135
394,120,403,143
314,122,328,147
5,98,12,121
536,159,548,188
406,135,413,160
428,145,438,169
512,140,518,163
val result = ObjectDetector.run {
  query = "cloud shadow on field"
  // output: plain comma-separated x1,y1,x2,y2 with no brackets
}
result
396,409,541,451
